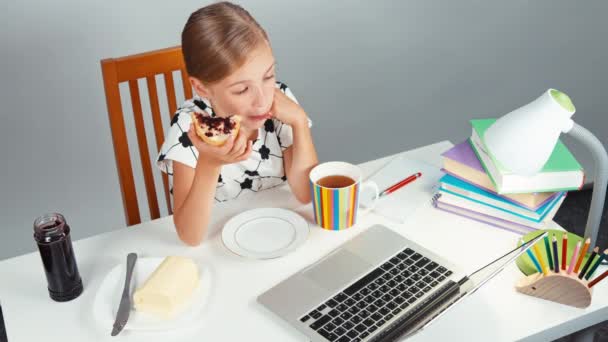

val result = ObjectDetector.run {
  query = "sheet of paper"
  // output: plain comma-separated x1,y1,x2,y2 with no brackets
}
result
360,156,444,223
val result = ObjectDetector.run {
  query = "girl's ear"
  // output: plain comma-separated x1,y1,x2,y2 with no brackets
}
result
189,76,212,98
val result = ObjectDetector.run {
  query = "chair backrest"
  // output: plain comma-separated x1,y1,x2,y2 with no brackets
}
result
101,46,193,226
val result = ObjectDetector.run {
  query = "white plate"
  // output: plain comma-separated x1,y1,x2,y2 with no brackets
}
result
221,208,309,259
92,257,211,331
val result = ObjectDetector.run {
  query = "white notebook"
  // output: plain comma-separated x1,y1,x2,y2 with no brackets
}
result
360,156,444,223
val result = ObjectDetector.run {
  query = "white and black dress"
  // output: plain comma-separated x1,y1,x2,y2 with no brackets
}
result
156,82,310,203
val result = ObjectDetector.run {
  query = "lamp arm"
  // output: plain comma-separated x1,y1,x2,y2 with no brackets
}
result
567,122,608,248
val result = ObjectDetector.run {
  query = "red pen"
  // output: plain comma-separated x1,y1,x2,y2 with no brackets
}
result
379,172,422,198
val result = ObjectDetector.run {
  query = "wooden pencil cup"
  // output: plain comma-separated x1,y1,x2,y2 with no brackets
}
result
515,270,592,308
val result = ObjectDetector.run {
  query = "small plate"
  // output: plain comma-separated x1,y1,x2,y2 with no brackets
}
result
221,208,309,259
92,257,211,331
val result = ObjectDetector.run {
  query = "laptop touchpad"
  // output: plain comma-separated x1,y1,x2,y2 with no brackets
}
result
303,249,372,291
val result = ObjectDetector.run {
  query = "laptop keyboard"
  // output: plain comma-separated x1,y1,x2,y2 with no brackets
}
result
299,247,453,342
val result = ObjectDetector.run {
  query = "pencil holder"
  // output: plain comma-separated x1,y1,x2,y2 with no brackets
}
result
515,270,592,308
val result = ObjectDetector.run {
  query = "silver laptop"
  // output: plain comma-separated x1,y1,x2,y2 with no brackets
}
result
258,224,545,342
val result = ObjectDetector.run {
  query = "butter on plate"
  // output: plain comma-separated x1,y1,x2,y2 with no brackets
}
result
133,256,199,319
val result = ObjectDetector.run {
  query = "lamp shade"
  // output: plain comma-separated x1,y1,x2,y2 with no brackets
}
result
484,89,576,176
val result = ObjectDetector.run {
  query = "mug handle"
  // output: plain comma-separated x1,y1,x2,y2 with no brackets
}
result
359,180,379,215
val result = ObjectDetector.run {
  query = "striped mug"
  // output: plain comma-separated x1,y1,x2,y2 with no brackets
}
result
309,162,379,230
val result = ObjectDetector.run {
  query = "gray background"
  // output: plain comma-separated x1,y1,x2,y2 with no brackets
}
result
1,0,607,260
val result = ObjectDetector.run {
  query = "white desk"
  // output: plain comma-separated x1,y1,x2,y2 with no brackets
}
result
1,141,606,342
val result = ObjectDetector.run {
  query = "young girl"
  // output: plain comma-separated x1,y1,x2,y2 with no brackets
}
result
157,2,318,246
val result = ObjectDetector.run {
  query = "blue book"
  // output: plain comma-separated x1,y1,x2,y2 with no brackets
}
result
439,174,565,222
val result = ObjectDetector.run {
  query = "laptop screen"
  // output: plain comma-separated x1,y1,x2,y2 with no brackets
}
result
409,230,548,337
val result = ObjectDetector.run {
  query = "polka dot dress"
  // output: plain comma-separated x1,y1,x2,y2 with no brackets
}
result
156,82,311,203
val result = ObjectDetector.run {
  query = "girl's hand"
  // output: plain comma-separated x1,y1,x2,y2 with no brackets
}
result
187,123,253,167
269,88,308,127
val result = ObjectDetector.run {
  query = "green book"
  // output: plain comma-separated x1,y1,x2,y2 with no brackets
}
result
470,118,584,194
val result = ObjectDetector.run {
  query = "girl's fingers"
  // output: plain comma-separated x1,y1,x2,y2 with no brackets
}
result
237,140,253,161
229,133,246,157
187,126,205,149
219,134,236,154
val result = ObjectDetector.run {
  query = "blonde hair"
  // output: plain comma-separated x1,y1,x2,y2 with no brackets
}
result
182,2,269,84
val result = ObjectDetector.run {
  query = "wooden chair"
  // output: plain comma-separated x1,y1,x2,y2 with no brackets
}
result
101,46,193,226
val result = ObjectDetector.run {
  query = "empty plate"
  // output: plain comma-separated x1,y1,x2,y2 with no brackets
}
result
222,208,309,259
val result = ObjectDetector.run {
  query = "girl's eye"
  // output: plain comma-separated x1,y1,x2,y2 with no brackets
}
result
264,74,275,81
235,87,248,95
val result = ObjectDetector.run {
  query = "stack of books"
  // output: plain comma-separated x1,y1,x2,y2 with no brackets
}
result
433,118,585,234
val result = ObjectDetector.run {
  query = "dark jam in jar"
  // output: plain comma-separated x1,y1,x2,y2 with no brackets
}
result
33,213,83,302
0,303,7,342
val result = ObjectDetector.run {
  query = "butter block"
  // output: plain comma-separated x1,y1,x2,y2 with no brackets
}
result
133,256,199,319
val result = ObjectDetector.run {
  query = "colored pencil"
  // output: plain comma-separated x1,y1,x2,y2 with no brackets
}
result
567,241,581,275
574,238,591,274
561,233,567,270
533,242,549,276
552,235,560,273
521,239,542,274
588,269,608,288
585,249,608,280
544,235,554,271
579,247,599,279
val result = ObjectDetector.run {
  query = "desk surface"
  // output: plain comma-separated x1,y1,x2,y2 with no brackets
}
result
1,141,606,342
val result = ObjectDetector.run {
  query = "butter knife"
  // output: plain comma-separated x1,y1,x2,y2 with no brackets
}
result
111,253,138,336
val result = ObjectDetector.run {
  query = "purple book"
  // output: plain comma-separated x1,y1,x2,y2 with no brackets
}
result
442,140,486,172
431,194,537,236
441,141,559,211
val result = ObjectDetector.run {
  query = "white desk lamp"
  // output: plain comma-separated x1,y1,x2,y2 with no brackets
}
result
484,89,608,249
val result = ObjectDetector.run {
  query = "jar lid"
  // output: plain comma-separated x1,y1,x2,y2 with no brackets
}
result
33,213,69,243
